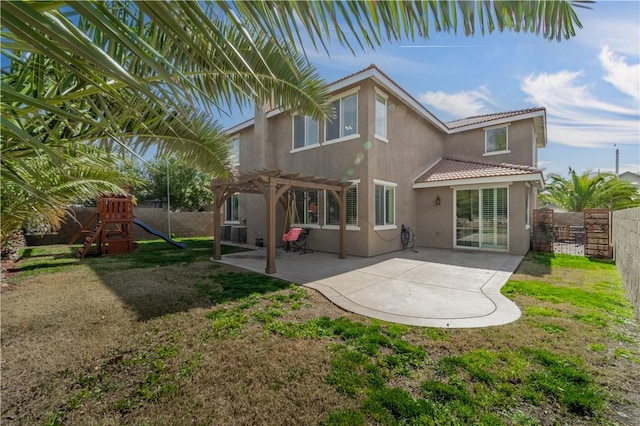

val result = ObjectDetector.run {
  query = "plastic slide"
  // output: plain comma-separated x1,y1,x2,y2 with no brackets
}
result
133,219,187,249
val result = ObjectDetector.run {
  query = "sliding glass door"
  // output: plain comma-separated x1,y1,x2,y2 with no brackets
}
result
455,187,508,250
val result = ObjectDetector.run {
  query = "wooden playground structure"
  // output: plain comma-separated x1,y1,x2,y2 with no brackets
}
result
71,195,135,258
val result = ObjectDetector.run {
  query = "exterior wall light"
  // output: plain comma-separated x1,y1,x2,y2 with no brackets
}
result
436,196,441,206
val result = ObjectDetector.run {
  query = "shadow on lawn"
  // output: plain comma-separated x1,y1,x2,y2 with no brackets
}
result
520,252,553,277
18,238,286,321
518,251,615,277
87,239,277,321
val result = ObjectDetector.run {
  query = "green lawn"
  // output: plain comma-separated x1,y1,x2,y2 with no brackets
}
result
1,243,638,425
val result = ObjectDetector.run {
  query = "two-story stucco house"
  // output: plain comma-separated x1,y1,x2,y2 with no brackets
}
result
216,65,545,264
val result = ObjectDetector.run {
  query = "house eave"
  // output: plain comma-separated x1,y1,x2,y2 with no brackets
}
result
225,66,450,135
332,68,450,133
225,108,282,135
412,173,544,189
447,110,546,134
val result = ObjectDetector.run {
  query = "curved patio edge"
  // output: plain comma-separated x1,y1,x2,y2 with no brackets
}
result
304,281,522,329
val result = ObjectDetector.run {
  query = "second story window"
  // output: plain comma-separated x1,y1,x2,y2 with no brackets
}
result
375,91,387,140
230,136,240,166
485,125,509,155
293,116,319,150
326,92,358,142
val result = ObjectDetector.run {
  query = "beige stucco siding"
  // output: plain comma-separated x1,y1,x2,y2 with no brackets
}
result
414,182,533,256
223,74,539,258
508,181,532,255
415,187,454,250
365,83,445,256
230,79,447,257
444,120,535,167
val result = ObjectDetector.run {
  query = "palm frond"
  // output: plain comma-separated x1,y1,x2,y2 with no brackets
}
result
539,169,639,212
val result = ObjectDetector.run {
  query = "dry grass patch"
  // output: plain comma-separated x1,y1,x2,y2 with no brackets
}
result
2,245,639,425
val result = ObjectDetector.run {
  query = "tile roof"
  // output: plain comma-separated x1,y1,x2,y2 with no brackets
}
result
414,158,541,184
326,63,379,87
445,107,545,129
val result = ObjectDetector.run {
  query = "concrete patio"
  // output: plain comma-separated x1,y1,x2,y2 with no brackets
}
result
214,247,523,328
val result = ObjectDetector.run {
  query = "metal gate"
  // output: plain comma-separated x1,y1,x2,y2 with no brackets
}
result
531,208,612,259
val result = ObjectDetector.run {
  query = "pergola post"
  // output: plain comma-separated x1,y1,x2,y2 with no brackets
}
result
212,187,228,260
339,186,347,259
265,180,277,274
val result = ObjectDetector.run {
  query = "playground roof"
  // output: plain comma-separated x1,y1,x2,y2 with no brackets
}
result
210,169,351,274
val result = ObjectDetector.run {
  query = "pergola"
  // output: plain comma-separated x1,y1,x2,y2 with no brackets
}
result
211,169,352,274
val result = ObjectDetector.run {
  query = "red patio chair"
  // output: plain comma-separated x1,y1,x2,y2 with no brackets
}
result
283,227,303,243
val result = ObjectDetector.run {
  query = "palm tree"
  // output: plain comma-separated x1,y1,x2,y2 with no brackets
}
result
539,168,640,212
1,1,589,242
0,148,136,241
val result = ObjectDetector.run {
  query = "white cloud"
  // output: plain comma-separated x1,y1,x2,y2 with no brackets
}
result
599,46,640,101
417,86,494,118
521,66,640,149
599,163,640,175
536,160,554,173
575,15,640,57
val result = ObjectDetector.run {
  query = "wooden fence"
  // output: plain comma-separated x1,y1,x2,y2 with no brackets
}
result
584,209,612,258
531,208,612,259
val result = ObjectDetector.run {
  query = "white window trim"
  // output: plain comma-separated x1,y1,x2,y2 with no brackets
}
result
328,86,360,102
322,133,360,146
374,225,397,231
373,179,397,187
229,135,240,166
452,186,509,252
374,87,388,142
290,190,320,227
224,193,240,224
484,124,510,156
483,150,511,157
322,225,362,231
373,179,397,230
325,88,359,144
323,180,359,230
291,115,320,152
290,144,319,154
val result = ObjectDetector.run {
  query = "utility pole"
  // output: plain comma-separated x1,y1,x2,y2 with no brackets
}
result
615,145,619,175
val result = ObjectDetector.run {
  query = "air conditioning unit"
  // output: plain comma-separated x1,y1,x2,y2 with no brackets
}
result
231,226,247,244
220,225,231,241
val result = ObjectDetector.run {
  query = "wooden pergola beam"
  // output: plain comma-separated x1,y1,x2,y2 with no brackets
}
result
211,169,350,273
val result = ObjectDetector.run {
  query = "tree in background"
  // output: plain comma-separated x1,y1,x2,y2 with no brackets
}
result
144,158,214,212
539,169,640,212
0,148,133,242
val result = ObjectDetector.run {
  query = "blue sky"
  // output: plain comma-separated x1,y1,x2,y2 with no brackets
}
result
226,0,640,178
